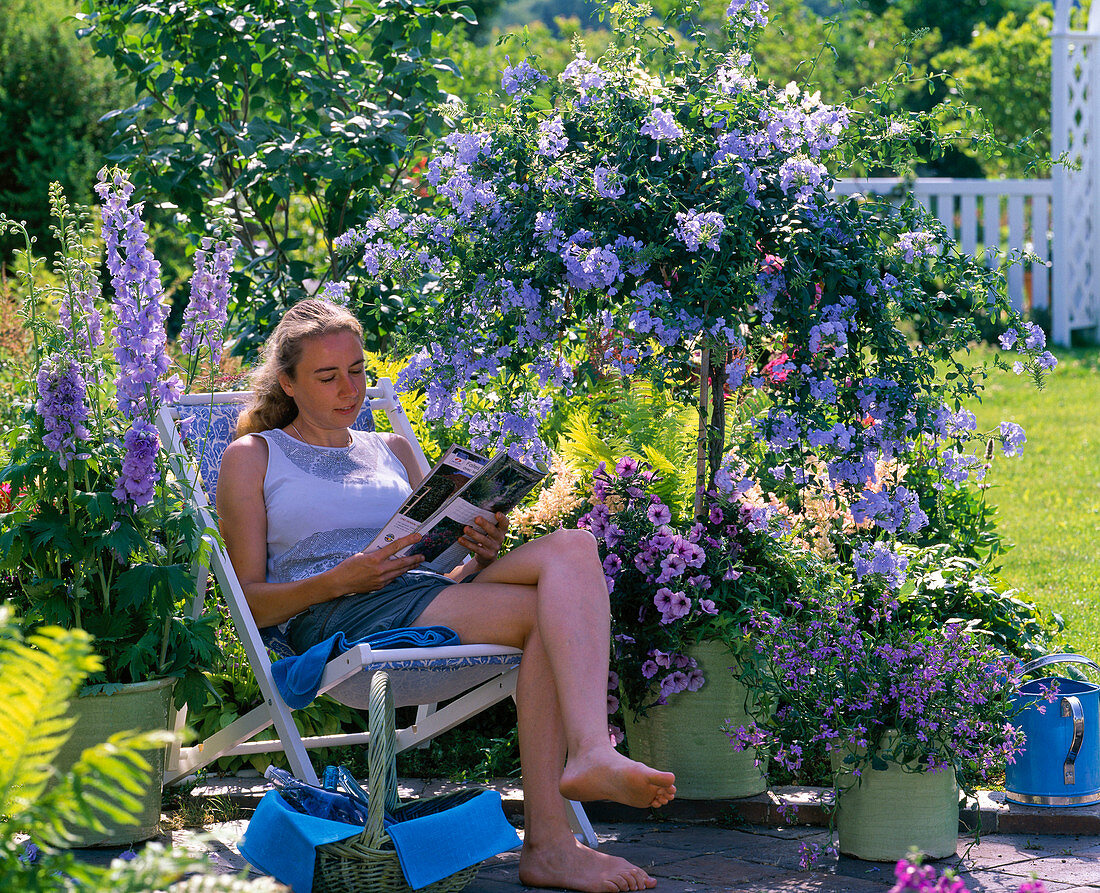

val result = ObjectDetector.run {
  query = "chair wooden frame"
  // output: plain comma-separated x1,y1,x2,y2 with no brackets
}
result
155,382,596,846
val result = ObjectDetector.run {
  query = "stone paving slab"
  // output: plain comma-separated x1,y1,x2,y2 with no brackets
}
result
193,777,1100,837
63,782,1100,892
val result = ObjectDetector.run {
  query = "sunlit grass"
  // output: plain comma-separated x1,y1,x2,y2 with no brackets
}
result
966,345,1100,663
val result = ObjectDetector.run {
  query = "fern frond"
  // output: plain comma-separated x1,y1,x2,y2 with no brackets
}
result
32,729,171,846
0,619,99,819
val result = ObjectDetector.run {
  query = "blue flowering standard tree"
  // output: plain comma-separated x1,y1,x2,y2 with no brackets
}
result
0,172,234,712
335,0,1054,593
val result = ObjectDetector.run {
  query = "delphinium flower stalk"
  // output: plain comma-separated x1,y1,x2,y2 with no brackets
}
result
179,235,240,384
35,355,91,471
94,168,182,506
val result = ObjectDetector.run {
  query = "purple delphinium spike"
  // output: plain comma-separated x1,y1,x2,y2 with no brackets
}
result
94,168,182,421
35,354,91,470
114,418,160,505
94,168,182,507
179,236,239,365
59,262,104,357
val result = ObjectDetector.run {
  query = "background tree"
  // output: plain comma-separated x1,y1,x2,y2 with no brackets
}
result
82,0,475,353
931,3,1053,177
0,0,126,259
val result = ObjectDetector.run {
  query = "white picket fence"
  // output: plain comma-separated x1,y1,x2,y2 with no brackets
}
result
833,178,1053,315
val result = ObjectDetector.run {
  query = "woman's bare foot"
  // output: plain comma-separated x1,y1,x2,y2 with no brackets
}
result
519,835,657,892
559,745,676,809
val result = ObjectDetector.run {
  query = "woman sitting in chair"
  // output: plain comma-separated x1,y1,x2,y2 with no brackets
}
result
217,299,676,893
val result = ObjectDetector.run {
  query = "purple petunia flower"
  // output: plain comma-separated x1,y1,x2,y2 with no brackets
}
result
615,456,639,478
647,501,672,526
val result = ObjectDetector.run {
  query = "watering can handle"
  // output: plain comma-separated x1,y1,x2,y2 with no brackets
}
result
1061,696,1085,786
1022,653,1100,676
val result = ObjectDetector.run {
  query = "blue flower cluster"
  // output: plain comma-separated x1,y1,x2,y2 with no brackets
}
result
35,355,90,470
336,8,1055,589
180,236,239,365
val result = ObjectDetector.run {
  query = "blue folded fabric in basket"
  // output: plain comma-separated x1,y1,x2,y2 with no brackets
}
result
239,787,521,893
386,790,521,891
270,625,460,709
238,790,360,893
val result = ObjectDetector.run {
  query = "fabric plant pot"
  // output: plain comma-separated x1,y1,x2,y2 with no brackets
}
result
832,737,959,862
53,677,176,847
623,640,766,799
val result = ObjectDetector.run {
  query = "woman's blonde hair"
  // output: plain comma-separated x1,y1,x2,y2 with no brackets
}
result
236,299,364,437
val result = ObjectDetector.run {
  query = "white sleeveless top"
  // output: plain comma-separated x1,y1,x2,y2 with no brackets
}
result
257,428,412,585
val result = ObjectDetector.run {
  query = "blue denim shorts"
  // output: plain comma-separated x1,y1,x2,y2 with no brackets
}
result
285,570,455,652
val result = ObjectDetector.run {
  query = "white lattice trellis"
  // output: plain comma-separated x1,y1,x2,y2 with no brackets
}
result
1052,0,1100,344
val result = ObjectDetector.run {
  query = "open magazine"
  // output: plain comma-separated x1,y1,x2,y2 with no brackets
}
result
367,445,547,574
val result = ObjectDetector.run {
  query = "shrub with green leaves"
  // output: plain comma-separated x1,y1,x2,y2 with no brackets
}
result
80,0,475,353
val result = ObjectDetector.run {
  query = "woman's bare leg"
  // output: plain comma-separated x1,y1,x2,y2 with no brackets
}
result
412,529,676,891
416,529,675,808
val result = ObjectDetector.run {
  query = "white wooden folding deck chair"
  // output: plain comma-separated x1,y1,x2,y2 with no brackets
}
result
155,382,596,845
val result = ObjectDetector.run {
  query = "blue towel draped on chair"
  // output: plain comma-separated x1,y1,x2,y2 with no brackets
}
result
269,626,461,709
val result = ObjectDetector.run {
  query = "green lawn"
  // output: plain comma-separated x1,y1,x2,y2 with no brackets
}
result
966,345,1100,663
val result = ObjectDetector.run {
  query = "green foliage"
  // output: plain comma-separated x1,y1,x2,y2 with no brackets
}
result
0,0,126,260
81,0,473,355
555,380,699,515
0,191,220,714
931,4,1053,177
435,18,611,108
897,544,1062,662
191,615,368,774
0,604,279,891
858,0,1034,52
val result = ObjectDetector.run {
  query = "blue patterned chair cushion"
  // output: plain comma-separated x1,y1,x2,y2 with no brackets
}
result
178,396,376,504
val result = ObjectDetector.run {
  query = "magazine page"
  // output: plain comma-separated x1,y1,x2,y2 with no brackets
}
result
408,452,548,574
367,445,488,551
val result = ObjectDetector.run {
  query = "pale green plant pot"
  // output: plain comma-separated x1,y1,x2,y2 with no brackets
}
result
53,677,175,847
623,640,766,799
833,745,959,862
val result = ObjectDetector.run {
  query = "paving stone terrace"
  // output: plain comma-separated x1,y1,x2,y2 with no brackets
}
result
68,778,1100,892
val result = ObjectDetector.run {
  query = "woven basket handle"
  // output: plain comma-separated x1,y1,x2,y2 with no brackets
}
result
364,670,400,848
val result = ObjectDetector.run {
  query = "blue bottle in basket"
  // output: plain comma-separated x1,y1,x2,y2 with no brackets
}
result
1005,654,1100,807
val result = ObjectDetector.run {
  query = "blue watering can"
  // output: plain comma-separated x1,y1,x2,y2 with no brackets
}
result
1005,654,1100,807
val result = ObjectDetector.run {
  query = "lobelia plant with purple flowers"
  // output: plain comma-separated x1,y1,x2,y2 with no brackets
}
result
727,583,1027,801
333,0,1054,602
0,171,229,713
576,455,828,716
